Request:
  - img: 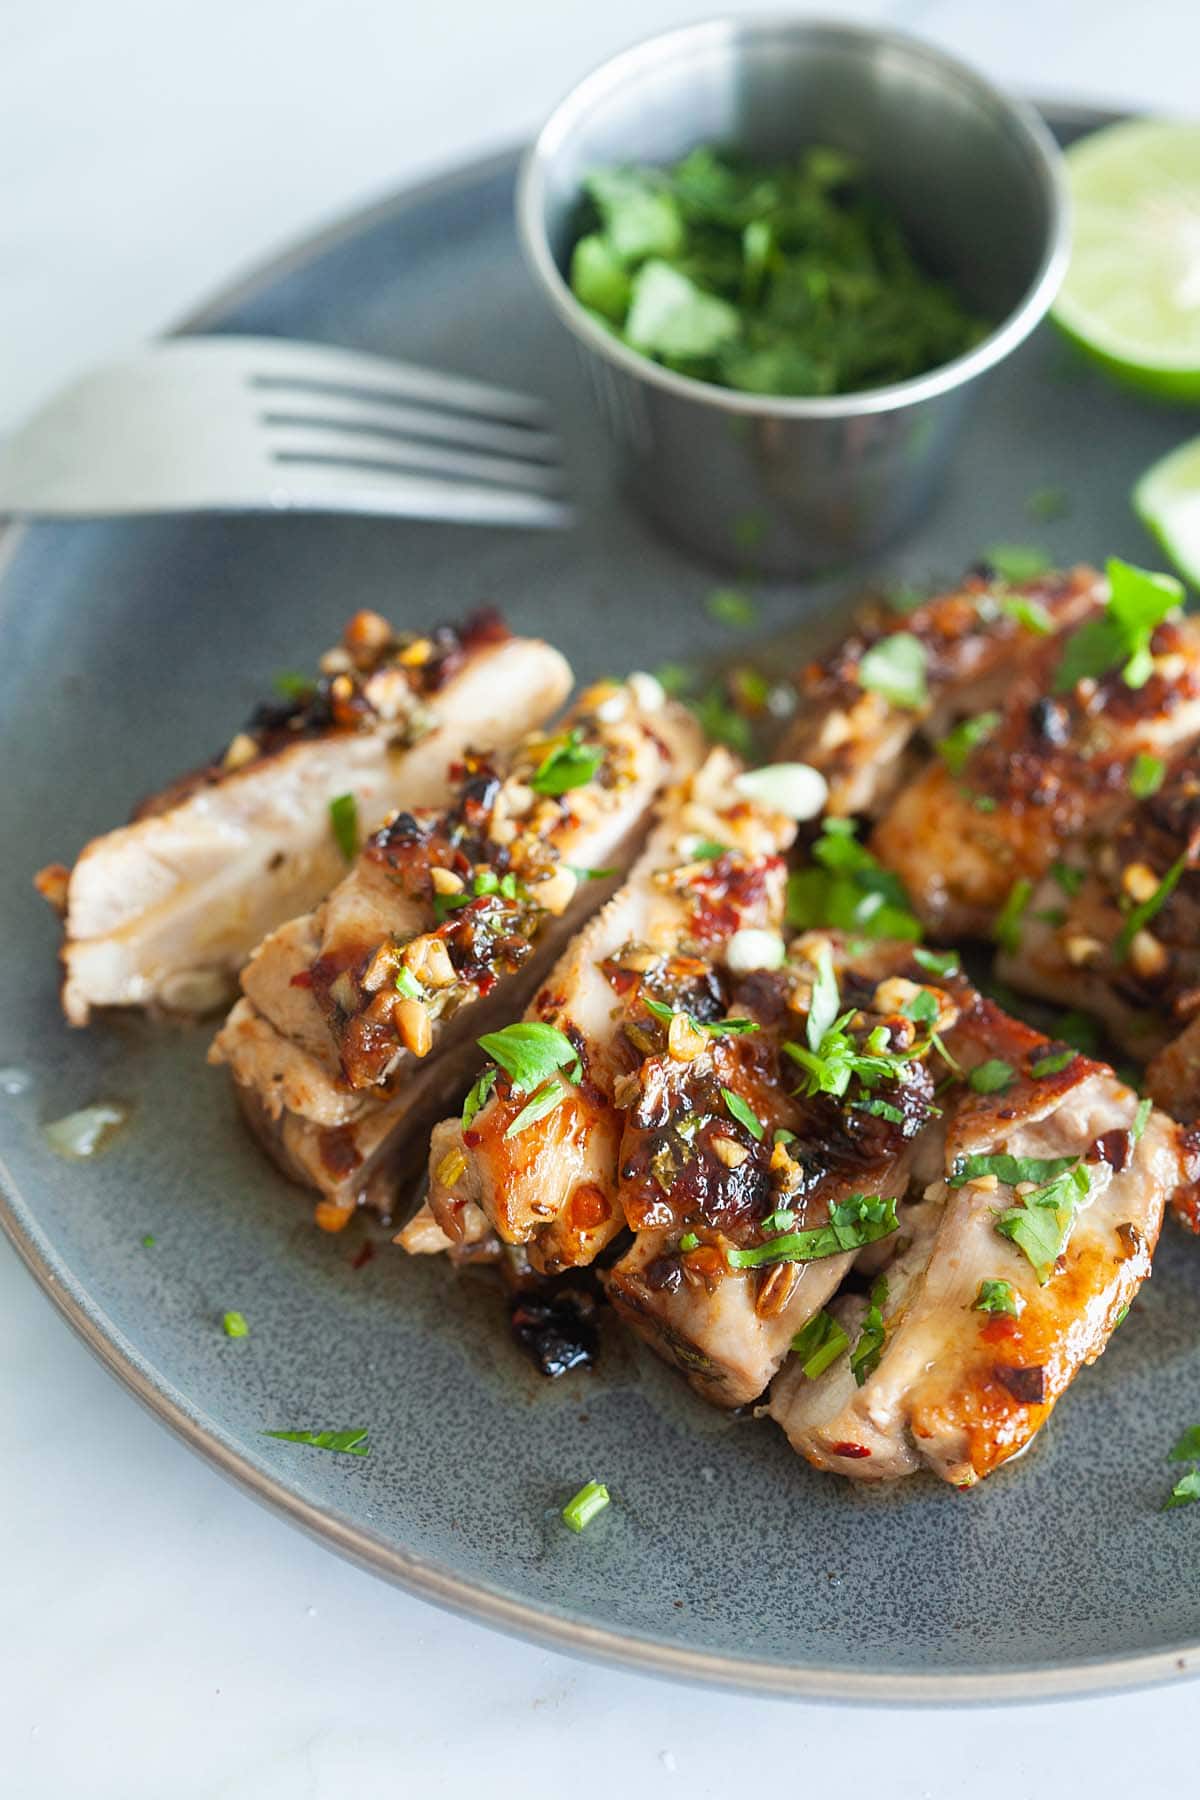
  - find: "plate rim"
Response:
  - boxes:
[7,106,1198,1706]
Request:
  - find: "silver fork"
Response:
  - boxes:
[0,335,572,529]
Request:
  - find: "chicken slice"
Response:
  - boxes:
[603,936,961,1406]
[997,751,1200,1062]
[779,565,1101,817]
[871,607,1200,939]
[211,678,704,1220]
[770,1004,1180,1485]
[423,750,798,1273]
[37,610,571,1024]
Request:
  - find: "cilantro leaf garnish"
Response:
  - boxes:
[994,877,1033,954]
[477,1022,581,1092]
[1054,558,1182,694]
[1030,1047,1075,1078]
[726,1193,899,1269]
[263,1429,369,1457]
[849,1277,888,1386]
[274,670,314,700]
[901,988,938,1026]
[1168,1426,1200,1462]
[1133,1097,1153,1141]
[222,1311,249,1339]
[461,1067,497,1130]
[912,946,960,977]
[585,167,683,262]
[937,710,999,775]
[1055,1008,1102,1054]
[969,1059,1015,1095]
[760,1208,796,1236]
[642,995,760,1037]
[504,1079,572,1140]
[720,1086,764,1140]
[530,730,605,796]
[706,587,757,629]
[1164,1469,1200,1511]
[784,949,916,1101]
[1115,850,1190,959]
[858,632,929,711]
[994,1164,1090,1284]
[854,1096,905,1124]
[1130,752,1166,799]
[625,259,741,360]
[786,818,921,941]
[974,1279,1019,1316]
[329,792,359,863]
[790,1309,850,1379]
[1026,486,1068,522]
[1001,595,1054,635]
[1051,861,1085,898]
[982,543,1051,583]
[950,1152,1079,1188]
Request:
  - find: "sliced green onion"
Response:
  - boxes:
[562,1479,610,1533]
[329,792,359,863]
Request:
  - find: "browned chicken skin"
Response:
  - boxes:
[38,610,572,1024]
[780,565,1102,818]
[871,610,1200,939]
[770,995,1178,1484]
[422,750,797,1273]
[212,677,702,1223]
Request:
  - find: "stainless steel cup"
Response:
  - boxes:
[517,17,1070,575]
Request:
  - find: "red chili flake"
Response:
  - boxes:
[289,969,314,988]
[831,1441,872,1460]
[350,1241,376,1271]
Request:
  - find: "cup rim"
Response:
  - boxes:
[516,15,1072,421]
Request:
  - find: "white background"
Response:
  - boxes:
[3,3,1199,1794]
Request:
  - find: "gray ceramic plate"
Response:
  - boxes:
[4,108,1200,1704]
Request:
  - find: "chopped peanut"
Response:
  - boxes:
[222,731,258,771]
[1129,929,1168,979]
[343,608,393,652]
[397,636,432,667]
[314,1199,355,1233]
[1122,862,1160,904]
[430,866,464,896]
[711,1135,750,1169]
[531,865,577,917]
[1064,934,1104,967]
[360,941,399,992]
[667,1012,708,1062]
[402,934,457,989]
[396,997,433,1057]
[756,1261,800,1318]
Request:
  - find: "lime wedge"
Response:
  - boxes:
[1053,120,1200,400]
[1135,435,1200,584]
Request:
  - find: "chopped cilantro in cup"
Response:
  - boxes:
[569,146,988,398]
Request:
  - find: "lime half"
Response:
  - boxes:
[1054,119,1200,400]
[1135,435,1200,585]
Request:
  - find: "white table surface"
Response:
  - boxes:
[4,3,1198,1793]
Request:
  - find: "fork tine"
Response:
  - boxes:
[166,335,550,424]
[268,427,568,494]
[271,457,575,528]
[257,404,560,463]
